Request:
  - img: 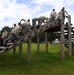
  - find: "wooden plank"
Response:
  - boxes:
[0,50,5,53]
[19,43,22,56]
[7,42,14,46]
[0,46,8,50]
[37,34,40,52]
[8,45,13,49]
[60,9,65,59]
[27,37,31,64]
[45,32,48,53]
[68,15,72,56]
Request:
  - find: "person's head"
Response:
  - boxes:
[53,9,55,11]
[2,28,6,32]
[61,7,65,11]
[63,7,65,10]
[66,22,68,25]
[27,19,30,22]
[14,24,16,27]
[18,22,21,26]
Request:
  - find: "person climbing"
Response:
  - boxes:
[20,19,31,33]
[50,9,57,22]
[4,23,24,46]
[1,29,8,45]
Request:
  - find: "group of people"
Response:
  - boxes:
[0,7,69,47]
[49,7,68,24]
[0,19,31,46]
[32,16,48,28]
[31,7,68,29]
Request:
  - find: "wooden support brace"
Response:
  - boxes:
[60,12,65,59]
[68,15,72,56]
[37,34,40,52]
[27,37,31,64]
[19,43,22,56]
[45,32,48,53]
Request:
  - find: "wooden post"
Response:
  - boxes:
[68,15,72,56]
[27,37,31,64]
[60,8,65,59]
[19,43,22,56]
[37,34,40,52]
[13,48,16,54]
[45,32,48,53]
[72,42,73,54]
[60,22,65,59]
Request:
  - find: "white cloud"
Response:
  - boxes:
[32,0,64,9]
[0,0,33,30]
[64,0,74,6]
[0,0,74,30]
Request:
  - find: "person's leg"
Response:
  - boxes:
[32,19,36,26]
[0,38,4,46]
[4,33,14,46]
[12,32,20,40]
[4,39,8,46]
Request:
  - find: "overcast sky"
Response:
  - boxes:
[0,0,74,30]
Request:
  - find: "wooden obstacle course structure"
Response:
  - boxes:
[0,8,73,64]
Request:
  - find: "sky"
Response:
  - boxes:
[0,0,74,30]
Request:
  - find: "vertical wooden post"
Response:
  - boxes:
[19,43,22,56]
[72,42,73,54]
[60,9,65,59]
[27,37,31,64]
[13,48,16,54]
[60,7,66,59]
[37,34,40,52]
[68,15,72,56]
[60,22,65,59]
[45,32,48,53]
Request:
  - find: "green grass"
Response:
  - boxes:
[0,43,74,75]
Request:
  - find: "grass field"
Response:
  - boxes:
[0,43,74,75]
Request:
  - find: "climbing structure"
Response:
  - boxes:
[0,9,72,64]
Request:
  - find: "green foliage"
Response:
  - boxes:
[32,32,45,43]
[0,43,74,75]
[1,26,12,33]
[48,32,56,43]
[32,32,56,43]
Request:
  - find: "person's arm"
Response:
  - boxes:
[65,10,68,15]
[20,27,25,34]
[1,32,4,38]
[20,19,26,22]
[65,10,68,18]
[50,12,52,17]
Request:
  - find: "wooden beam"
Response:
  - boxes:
[27,37,31,64]
[68,15,72,56]
[37,34,40,52]
[19,43,22,56]
[60,9,65,59]
[45,32,48,53]
[71,42,73,54]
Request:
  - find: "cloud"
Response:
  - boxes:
[0,0,74,30]
[0,0,33,30]
[64,0,74,6]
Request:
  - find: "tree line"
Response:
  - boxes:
[0,26,56,43]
